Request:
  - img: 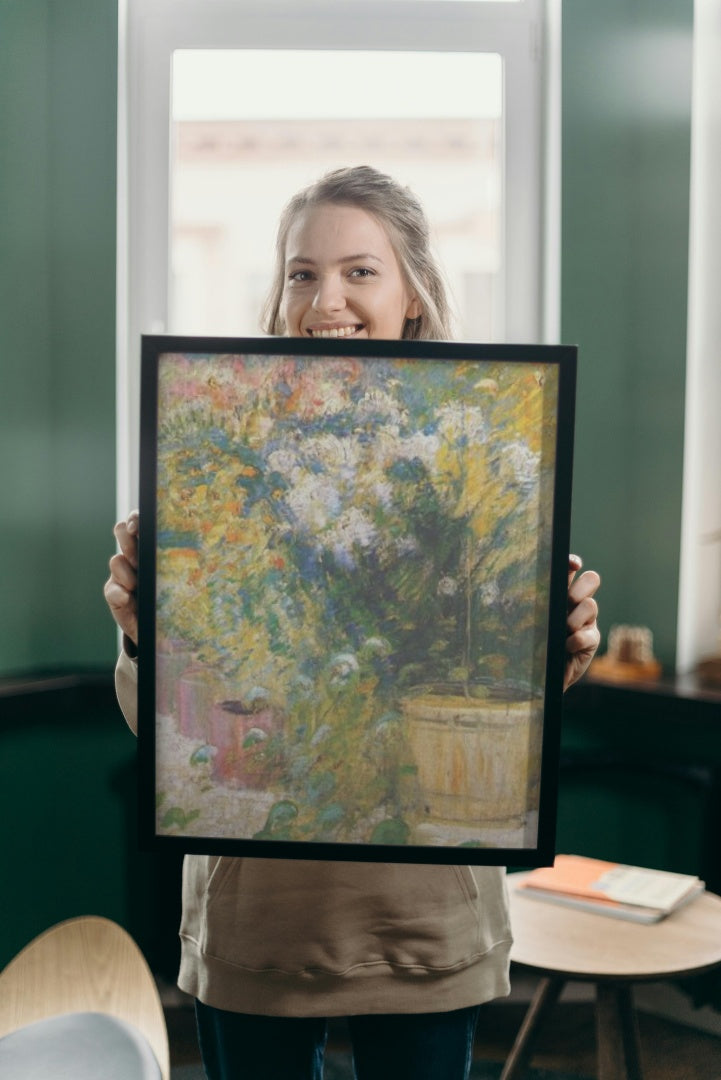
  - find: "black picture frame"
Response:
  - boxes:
[138,335,576,866]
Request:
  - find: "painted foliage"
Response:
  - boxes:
[153,351,559,849]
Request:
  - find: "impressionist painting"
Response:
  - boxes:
[144,341,569,860]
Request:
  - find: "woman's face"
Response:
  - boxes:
[280,203,421,340]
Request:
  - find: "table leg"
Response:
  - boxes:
[499,976,565,1080]
[596,982,643,1080]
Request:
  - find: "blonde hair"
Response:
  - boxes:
[262,165,454,341]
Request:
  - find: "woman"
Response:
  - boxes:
[106,166,601,1080]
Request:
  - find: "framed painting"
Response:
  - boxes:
[137,336,576,865]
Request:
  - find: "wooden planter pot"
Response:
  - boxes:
[402,692,541,827]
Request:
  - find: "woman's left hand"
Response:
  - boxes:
[564,554,601,691]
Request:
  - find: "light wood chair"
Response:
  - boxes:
[0,915,169,1079]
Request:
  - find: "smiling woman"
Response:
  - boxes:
[282,205,420,340]
[263,167,452,341]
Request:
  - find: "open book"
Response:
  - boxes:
[515,854,705,923]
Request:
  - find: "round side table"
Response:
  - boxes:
[502,872,721,1080]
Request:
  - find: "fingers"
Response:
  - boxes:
[567,553,583,588]
[564,557,601,690]
[567,562,601,641]
[105,511,140,645]
[103,575,139,644]
[565,622,601,658]
[108,550,137,590]
[113,510,139,568]
[566,590,599,636]
[568,567,601,610]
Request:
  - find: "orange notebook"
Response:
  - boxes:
[516,854,704,923]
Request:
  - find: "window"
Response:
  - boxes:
[118,0,557,510]
[169,49,503,340]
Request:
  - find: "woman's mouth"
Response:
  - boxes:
[307,324,364,338]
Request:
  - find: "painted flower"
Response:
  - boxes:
[325,506,379,568]
[502,441,540,488]
[327,652,360,686]
[394,536,420,557]
[373,429,439,472]
[436,402,487,446]
[437,576,459,597]
[285,473,342,534]
[355,387,407,429]
[479,580,501,605]
[304,433,361,485]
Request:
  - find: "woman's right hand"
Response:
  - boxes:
[104,509,139,647]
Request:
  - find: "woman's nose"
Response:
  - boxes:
[312,274,345,314]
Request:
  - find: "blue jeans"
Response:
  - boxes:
[195,1000,481,1080]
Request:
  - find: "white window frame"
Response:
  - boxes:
[117,0,559,512]
[676,0,721,674]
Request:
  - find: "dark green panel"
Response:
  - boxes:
[0,682,185,976]
[0,1,54,672]
[47,0,118,666]
[0,686,133,967]
[559,682,721,888]
[0,0,118,673]
[562,0,693,668]
[556,768,708,876]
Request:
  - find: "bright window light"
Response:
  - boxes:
[170,50,503,342]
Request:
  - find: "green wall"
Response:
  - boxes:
[562,0,693,669]
[0,0,118,676]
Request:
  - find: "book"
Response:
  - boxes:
[515,854,705,924]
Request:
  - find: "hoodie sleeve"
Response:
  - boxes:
[115,645,139,736]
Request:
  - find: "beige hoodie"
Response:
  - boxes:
[116,650,512,1016]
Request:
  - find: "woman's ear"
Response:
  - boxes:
[406,296,422,320]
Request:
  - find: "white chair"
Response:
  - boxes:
[0,915,170,1079]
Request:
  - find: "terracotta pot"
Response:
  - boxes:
[177,667,216,741]
[155,640,194,718]
[401,691,542,827]
[209,700,277,789]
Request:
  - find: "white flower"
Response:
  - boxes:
[503,441,540,487]
[437,403,486,445]
[437,576,459,597]
[394,431,440,469]
[286,474,341,533]
[327,652,360,685]
[329,652,360,674]
[368,429,438,474]
[362,636,392,656]
[395,536,420,556]
[304,434,359,484]
[479,580,501,605]
[325,506,378,567]
[355,388,406,428]
[266,447,301,476]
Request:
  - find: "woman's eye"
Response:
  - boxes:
[288,270,313,283]
[349,267,375,279]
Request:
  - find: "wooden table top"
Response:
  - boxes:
[508,871,721,981]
